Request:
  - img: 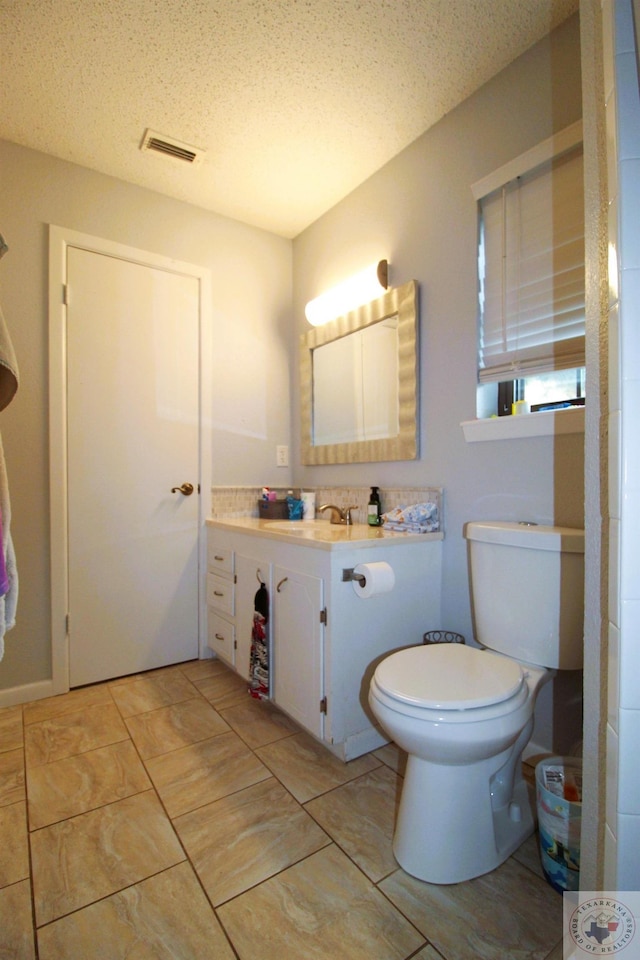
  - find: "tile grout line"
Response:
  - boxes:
[4,661,395,957]
[21,703,42,960]
[6,659,560,959]
[100,666,243,960]
[108,664,340,955]
[25,672,188,944]
[165,664,420,948]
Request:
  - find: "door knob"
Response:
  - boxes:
[171,482,194,496]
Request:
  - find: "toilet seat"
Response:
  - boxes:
[374,643,524,710]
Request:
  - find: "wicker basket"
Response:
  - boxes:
[257,500,288,519]
[423,630,465,645]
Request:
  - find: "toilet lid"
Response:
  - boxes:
[375,643,524,710]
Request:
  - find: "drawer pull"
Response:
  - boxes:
[214,555,225,562]
[213,590,225,597]
[215,633,225,641]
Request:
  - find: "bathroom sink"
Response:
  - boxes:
[264,519,376,540]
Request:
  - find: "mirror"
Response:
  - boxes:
[312,317,399,444]
[300,280,418,464]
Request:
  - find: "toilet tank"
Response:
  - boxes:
[465,521,584,670]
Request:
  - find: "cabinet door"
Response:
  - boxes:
[235,553,271,683]
[273,566,324,738]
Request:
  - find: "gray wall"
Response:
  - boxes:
[0,142,292,690]
[293,13,583,636]
[292,14,584,751]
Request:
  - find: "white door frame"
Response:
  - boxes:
[49,225,212,694]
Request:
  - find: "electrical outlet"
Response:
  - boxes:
[276,445,289,467]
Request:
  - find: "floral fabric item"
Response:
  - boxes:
[381,501,440,534]
[249,581,269,700]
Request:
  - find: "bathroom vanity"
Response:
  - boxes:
[206,517,442,760]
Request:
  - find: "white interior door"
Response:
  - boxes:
[66,247,200,686]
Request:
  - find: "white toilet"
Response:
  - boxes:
[368,520,584,885]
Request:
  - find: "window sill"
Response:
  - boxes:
[461,406,585,442]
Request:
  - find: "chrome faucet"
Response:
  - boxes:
[319,503,357,525]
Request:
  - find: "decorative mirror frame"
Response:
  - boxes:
[300,279,418,465]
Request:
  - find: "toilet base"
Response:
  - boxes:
[393,753,534,884]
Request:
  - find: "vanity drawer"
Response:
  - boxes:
[207,573,235,616]
[207,611,235,665]
[207,543,234,577]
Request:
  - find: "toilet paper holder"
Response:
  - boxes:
[342,568,366,587]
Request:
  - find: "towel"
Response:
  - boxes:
[0,291,19,661]
[0,434,18,661]
[0,301,18,412]
[249,581,270,700]
[382,501,440,534]
[0,507,9,597]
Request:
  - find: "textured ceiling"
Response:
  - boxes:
[1,0,579,238]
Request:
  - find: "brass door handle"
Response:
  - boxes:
[171,482,194,496]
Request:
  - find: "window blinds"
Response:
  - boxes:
[478,144,585,384]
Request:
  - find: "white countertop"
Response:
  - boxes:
[206,517,443,551]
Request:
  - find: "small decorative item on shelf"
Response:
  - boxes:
[423,631,465,645]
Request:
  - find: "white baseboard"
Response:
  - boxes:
[0,678,56,709]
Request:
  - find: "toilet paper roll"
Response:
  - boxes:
[352,561,395,599]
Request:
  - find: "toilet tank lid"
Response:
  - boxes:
[464,521,584,554]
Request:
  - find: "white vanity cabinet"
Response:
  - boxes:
[206,519,442,760]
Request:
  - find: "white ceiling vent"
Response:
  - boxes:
[140,129,205,165]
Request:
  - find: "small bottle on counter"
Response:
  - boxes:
[367,486,382,526]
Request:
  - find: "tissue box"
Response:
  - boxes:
[258,499,288,519]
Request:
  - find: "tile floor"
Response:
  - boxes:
[0,658,564,959]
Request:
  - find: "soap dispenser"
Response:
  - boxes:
[367,486,382,526]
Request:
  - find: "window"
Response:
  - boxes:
[473,122,585,417]
[521,367,585,410]
[495,367,585,416]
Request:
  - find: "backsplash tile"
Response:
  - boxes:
[210,486,443,531]
[209,487,291,519]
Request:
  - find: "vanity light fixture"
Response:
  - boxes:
[305,259,388,326]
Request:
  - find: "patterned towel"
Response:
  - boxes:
[382,501,439,533]
[249,582,269,700]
